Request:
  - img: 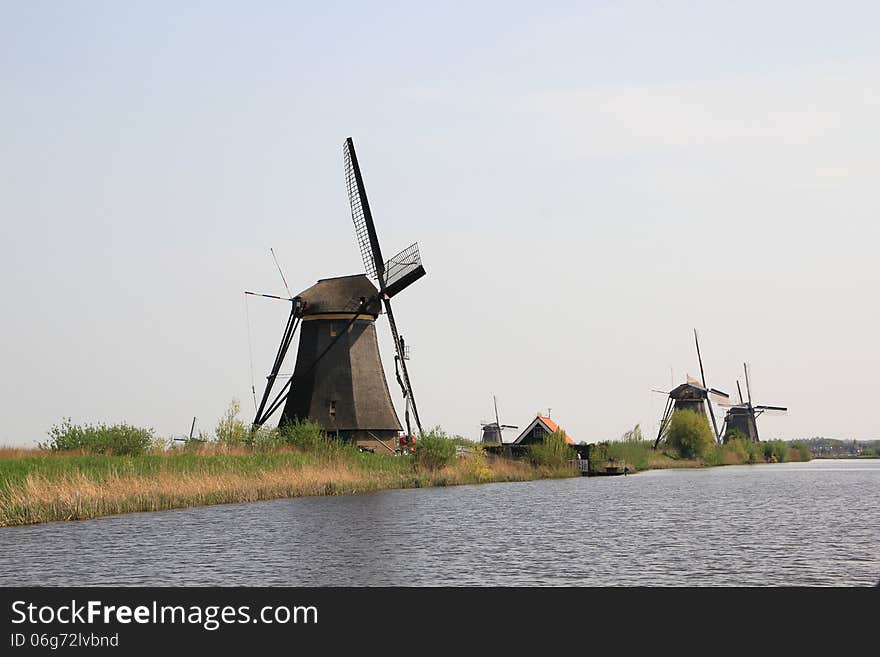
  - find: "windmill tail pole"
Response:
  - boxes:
[394,355,412,439]
[245,291,295,302]
[707,399,722,444]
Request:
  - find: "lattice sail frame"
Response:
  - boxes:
[344,140,379,280]
[384,243,423,292]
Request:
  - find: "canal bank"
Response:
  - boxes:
[0,445,576,527]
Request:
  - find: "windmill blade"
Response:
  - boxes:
[706,400,721,443]
[651,389,669,395]
[694,329,708,389]
[501,424,518,429]
[716,399,745,408]
[708,387,730,404]
[755,405,788,416]
[383,243,426,298]
[743,363,752,406]
[344,137,385,284]
[383,295,423,434]
[693,330,721,440]
[494,395,501,430]
[736,380,744,404]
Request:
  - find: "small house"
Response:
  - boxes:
[512,416,575,446]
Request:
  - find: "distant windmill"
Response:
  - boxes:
[653,329,730,448]
[249,137,427,450]
[718,363,788,442]
[480,396,518,444]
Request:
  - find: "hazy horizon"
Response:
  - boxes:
[2,2,878,447]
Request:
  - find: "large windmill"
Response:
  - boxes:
[249,137,426,450]
[719,364,787,442]
[480,396,518,444]
[653,330,730,448]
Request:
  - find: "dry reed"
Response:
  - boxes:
[0,450,574,527]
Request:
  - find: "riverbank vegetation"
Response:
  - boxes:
[0,415,575,527]
[600,412,812,472]
[2,403,823,527]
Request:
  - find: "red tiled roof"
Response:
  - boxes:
[536,416,575,444]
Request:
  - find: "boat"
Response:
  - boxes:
[588,458,629,477]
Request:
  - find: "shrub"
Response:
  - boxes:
[414,427,457,471]
[277,419,327,451]
[789,442,812,462]
[763,440,790,463]
[723,437,750,464]
[713,438,758,465]
[666,409,715,459]
[724,428,749,444]
[460,444,492,482]
[529,429,575,467]
[40,419,154,456]
[215,399,248,446]
[702,444,724,466]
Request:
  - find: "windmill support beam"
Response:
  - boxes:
[252,300,303,428]
[654,396,674,449]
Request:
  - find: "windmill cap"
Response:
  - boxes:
[297,274,382,316]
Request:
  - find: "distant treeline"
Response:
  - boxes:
[797,437,880,457]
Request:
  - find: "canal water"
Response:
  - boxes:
[1,459,877,586]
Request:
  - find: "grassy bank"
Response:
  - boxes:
[600,437,812,474]
[0,445,575,527]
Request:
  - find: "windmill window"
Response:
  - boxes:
[329,400,336,419]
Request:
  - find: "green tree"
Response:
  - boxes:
[215,399,248,446]
[622,423,644,442]
[666,409,715,459]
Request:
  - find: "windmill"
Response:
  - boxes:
[249,137,426,450]
[480,396,518,444]
[719,363,787,442]
[653,329,730,448]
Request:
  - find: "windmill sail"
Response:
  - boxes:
[383,243,426,298]
[344,138,384,282]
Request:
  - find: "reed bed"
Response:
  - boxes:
[0,447,573,527]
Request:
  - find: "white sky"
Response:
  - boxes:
[1,2,878,446]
